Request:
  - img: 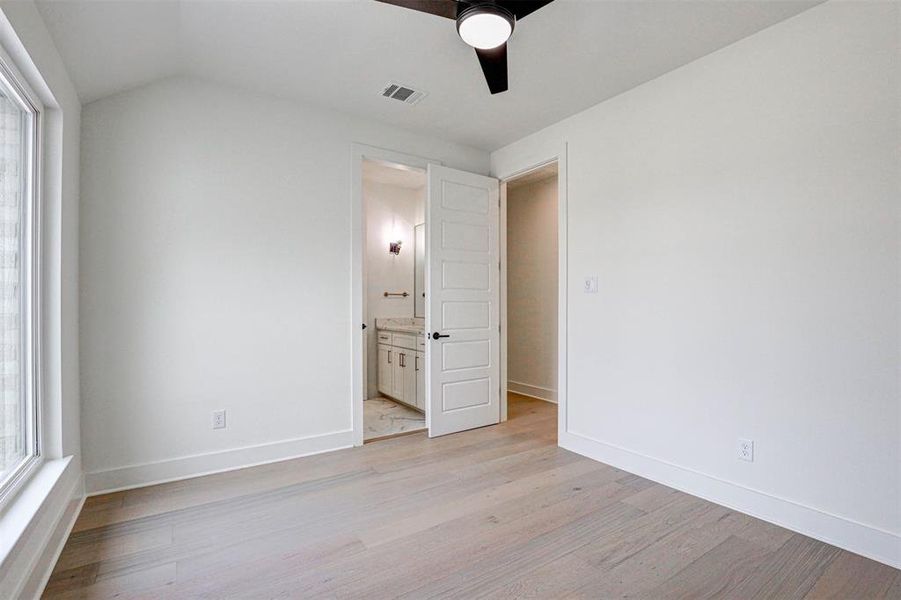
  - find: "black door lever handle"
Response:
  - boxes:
[431,332,450,340]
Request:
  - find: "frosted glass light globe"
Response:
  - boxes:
[457,10,513,49]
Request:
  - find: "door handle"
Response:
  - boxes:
[414,355,419,371]
[388,350,391,364]
[399,353,406,367]
[431,332,450,340]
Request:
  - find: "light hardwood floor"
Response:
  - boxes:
[45,395,899,599]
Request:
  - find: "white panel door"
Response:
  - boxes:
[427,164,500,437]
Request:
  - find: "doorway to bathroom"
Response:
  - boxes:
[351,144,505,445]
[361,158,428,442]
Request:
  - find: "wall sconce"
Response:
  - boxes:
[389,240,402,255]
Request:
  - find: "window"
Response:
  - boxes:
[0,55,40,502]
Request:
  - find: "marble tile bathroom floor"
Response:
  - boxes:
[364,396,426,441]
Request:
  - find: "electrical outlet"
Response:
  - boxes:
[583,276,598,294]
[738,438,754,462]
[212,410,227,430]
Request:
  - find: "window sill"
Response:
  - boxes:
[0,456,73,571]
[0,455,43,516]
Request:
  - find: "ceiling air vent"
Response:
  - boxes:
[380,82,426,105]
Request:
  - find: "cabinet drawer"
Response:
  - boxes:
[393,334,417,350]
[376,331,392,345]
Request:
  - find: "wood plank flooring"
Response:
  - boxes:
[44,395,900,599]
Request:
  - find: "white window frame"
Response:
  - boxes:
[0,48,43,513]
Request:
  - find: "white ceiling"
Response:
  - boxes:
[36,0,819,150]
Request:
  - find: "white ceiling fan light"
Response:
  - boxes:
[456,4,515,50]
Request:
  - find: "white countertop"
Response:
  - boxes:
[375,317,425,336]
[378,324,425,335]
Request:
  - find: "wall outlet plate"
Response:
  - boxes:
[212,410,227,430]
[583,276,598,293]
[738,438,754,462]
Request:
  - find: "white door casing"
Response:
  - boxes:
[427,165,500,437]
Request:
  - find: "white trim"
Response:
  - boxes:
[557,147,568,442]
[85,429,353,495]
[560,430,901,569]
[0,43,45,513]
[0,457,81,599]
[350,143,442,447]
[493,143,568,440]
[0,5,74,467]
[499,182,508,421]
[507,380,557,403]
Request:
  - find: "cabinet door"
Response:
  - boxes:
[392,351,406,401]
[377,344,393,396]
[415,351,425,410]
[404,352,417,410]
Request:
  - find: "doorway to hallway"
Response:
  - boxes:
[503,162,560,423]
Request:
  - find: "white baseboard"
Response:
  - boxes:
[508,380,557,403]
[560,430,901,569]
[85,429,354,495]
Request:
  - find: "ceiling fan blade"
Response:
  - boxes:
[475,43,508,95]
[373,0,459,19]
[496,0,555,20]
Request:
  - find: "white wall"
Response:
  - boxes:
[506,175,557,402]
[363,178,423,399]
[0,0,82,596]
[80,77,487,492]
[492,1,900,567]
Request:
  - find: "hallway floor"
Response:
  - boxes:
[44,396,899,598]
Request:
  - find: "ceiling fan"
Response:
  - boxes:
[374,0,555,94]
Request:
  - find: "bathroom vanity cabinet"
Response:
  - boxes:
[376,330,426,411]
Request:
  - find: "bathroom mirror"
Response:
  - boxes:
[414,223,425,318]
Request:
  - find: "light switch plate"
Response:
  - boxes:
[583,276,598,293]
